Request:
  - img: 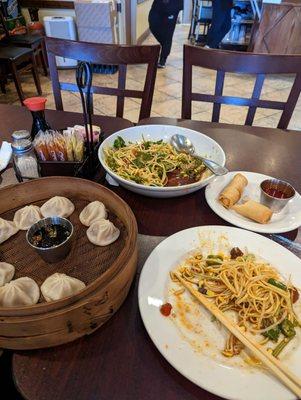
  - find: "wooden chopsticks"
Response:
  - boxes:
[174,272,301,398]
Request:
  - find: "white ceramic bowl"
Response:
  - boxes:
[98,125,226,198]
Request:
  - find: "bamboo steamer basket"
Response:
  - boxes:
[0,177,138,349]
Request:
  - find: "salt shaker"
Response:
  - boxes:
[11,130,31,143]
[12,139,40,181]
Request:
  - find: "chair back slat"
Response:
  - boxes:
[245,73,265,126]
[60,82,143,99]
[45,37,160,120]
[212,71,225,122]
[182,45,193,119]
[117,64,127,118]
[278,74,301,129]
[191,93,285,110]
[48,51,63,110]
[185,44,301,74]
[182,44,301,129]
[139,62,158,121]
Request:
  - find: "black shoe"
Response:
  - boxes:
[157,61,166,69]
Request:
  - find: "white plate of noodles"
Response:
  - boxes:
[138,226,301,400]
[98,125,226,198]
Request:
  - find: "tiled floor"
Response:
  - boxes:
[1,25,300,130]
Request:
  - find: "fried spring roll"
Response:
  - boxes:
[232,200,273,224]
[219,173,248,208]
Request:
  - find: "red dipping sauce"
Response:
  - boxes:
[160,302,172,317]
[264,187,289,199]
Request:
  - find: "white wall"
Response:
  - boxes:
[182,0,192,23]
[136,0,152,41]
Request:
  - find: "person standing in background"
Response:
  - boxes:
[206,0,233,48]
[149,0,184,68]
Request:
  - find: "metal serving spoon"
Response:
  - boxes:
[170,134,228,176]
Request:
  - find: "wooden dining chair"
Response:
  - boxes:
[0,8,42,101]
[0,46,42,102]
[0,9,47,77]
[182,45,301,129]
[45,37,160,120]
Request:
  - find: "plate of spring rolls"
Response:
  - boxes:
[205,171,301,233]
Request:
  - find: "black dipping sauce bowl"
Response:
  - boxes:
[26,217,74,263]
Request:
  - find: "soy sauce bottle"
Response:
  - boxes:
[23,97,52,140]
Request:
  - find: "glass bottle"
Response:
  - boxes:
[12,139,40,181]
[23,97,52,140]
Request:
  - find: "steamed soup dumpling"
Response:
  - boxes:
[14,205,42,230]
[87,219,120,246]
[79,201,107,227]
[41,273,86,302]
[0,262,15,286]
[0,277,40,307]
[41,196,75,218]
[0,217,19,244]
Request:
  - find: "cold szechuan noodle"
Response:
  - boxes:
[104,136,207,187]
[169,248,300,358]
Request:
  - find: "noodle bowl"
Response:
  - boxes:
[98,125,226,198]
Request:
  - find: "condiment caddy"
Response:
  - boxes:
[12,62,103,182]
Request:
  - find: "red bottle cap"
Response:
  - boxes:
[23,97,47,112]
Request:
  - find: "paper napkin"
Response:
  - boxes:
[0,141,12,172]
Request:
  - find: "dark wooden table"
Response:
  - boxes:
[4,111,301,400]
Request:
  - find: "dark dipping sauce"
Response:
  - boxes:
[264,187,291,199]
[165,169,199,187]
[30,224,71,248]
